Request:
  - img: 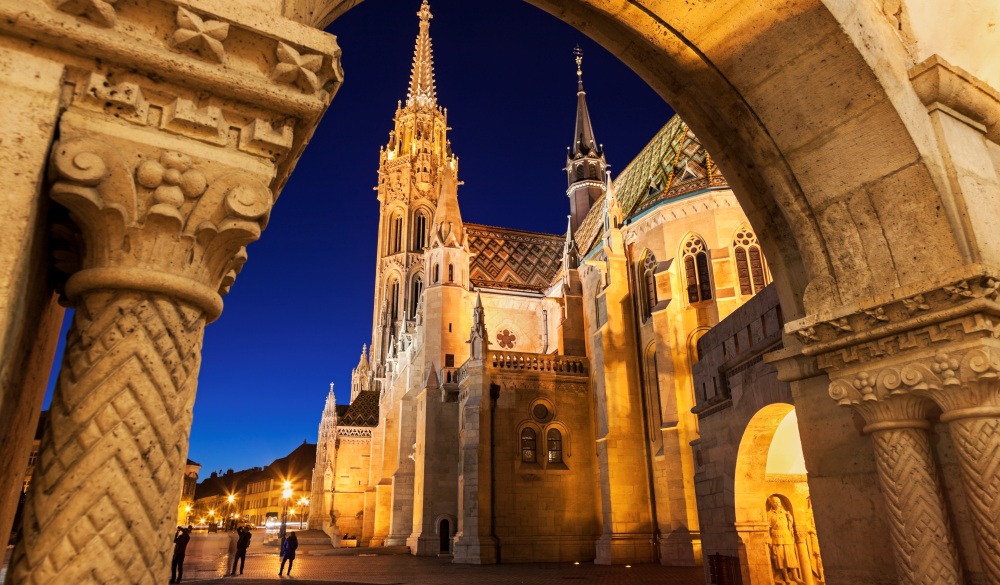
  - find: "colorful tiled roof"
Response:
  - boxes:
[340,390,380,427]
[574,115,728,255]
[465,223,564,293]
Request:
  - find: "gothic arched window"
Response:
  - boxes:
[433,264,440,284]
[644,345,663,441]
[448,264,454,282]
[641,251,657,320]
[733,225,769,295]
[411,277,423,316]
[547,429,563,463]
[682,235,713,304]
[388,211,403,254]
[520,428,536,463]
[389,278,400,320]
[413,211,428,251]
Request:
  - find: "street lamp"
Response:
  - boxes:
[227,494,235,530]
[184,505,192,525]
[297,497,309,529]
[279,480,293,543]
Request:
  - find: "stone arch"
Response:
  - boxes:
[734,404,822,585]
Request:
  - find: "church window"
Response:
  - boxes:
[521,428,536,463]
[547,429,563,463]
[390,279,400,320]
[644,346,663,441]
[414,212,427,251]
[445,354,455,367]
[389,212,403,254]
[411,277,423,316]
[682,235,713,304]
[641,252,657,320]
[448,264,454,282]
[433,264,439,283]
[576,165,584,181]
[733,226,770,295]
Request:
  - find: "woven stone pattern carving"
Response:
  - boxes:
[10,291,204,584]
[870,428,962,585]
[949,417,1000,584]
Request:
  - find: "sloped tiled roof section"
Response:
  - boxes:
[574,115,728,255]
[339,390,380,427]
[466,224,564,293]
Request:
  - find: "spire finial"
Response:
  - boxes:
[406,0,437,108]
[329,382,334,393]
[574,45,584,90]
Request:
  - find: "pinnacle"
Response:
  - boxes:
[406,0,437,109]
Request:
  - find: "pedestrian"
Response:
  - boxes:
[169,525,193,584]
[278,531,298,577]
[231,526,252,575]
[225,524,239,575]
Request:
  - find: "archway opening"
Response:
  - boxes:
[735,406,824,585]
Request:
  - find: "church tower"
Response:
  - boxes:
[370,0,457,390]
[566,46,607,233]
[310,384,339,530]
[350,345,371,402]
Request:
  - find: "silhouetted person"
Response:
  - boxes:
[170,525,192,583]
[278,531,298,576]
[231,526,252,575]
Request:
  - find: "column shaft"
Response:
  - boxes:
[868,427,962,585]
[10,290,203,584]
[946,415,1000,585]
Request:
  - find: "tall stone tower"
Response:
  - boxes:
[566,46,607,233]
[369,0,457,390]
[310,384,338,530]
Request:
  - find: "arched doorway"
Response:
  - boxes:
[439,518,451,553]
[735,405,824,585]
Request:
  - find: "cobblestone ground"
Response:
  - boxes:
[185,550,705,585]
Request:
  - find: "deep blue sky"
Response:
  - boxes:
[46,0,672,477]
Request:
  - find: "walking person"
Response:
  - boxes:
[224,524,239,576]
[231,526,252,575]
[169,525,193,584]
[278,531,298,577]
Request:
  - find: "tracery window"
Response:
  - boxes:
[411,277,423,316]
[733,226,769,295]
[547,429,563,464]
[413,212,428,251]
[682,235,713,304]
[389,279,400,320]
[388,211,403,254]
[641,252,657,320]
[520,428,536,463]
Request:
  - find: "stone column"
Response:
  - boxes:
[906,347,1000,585]
[826,385,962,585]
[0,1,342,581]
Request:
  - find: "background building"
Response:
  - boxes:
[310,1,771,565]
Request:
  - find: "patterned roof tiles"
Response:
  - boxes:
[574,115,728,255]
[339,390,380,427]
[465,223,564,293]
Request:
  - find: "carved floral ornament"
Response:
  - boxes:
[50,136,273,321]
[173,7,229,63]
[828,346,1000,421]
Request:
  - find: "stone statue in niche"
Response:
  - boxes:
[803,497,825,583]
[768,495,803,584]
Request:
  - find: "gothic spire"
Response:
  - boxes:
[570,45,599,158]
[323,383,337,418]
[406,0,437,109]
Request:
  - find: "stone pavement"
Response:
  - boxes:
[185,548,705,585]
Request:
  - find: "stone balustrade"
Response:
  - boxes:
[489,351,589,376]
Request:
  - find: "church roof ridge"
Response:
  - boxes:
[464,222,564,241]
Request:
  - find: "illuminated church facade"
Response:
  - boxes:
[310,1,795,572]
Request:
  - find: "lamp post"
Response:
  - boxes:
[279,480,293,544]
[227,494,235,530]
[184,505,192,525]
[298,497,310,529]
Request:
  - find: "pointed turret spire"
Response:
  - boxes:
[431,161,463,247]
[406,0,437,109]
[469,293,487,360]
[323,383,337,419]
[562,215,578,270]
[566,45,608,234]
[570,45,599,158]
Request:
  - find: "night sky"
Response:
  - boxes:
[45,0,673,477]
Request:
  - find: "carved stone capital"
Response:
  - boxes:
[827,341,1000,425]
[50,126,273,321]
